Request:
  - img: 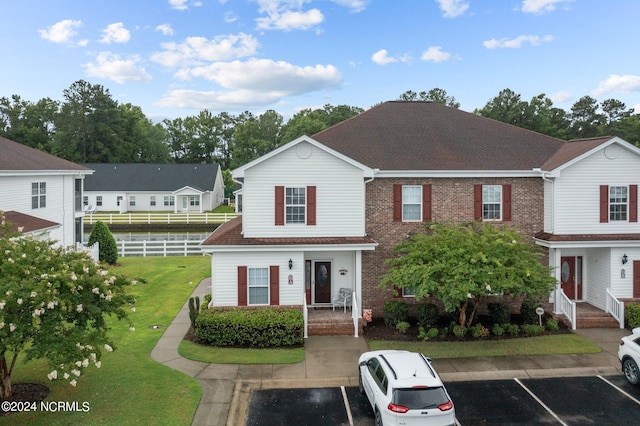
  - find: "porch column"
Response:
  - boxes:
[355,250,362,318]
[551,247,562,314]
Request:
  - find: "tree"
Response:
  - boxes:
[88,221,118,264]
[475,89,528,127]
[398,88,460,108]
[381,222,556,328]
[0,95,58,152]
[231,110,283,168]
[568,95,603,139]
[0,216,134,397]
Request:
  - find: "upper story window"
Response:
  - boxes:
[285,187,306,224]
[248,267,269,305]
[610,186,628,221]
[483,185,502,220]
[402,185,422,221]
[32,182,46,209]
[275,186,316,226]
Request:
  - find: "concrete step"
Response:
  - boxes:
[308,319,363,336]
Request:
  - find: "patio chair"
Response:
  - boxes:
[333,287,352,312]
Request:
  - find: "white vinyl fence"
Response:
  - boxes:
[116,240,203,257]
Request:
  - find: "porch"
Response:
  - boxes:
[554,301,621,329]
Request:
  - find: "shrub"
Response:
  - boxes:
[195,307,304,347]
[452,324,467,338]
[469,324,490,338]
[203,293,212,308]
[520,299,542,324]
[522,324,545,336]
[419,326,440,341]
[396,321,410,334]
[188,296,200,329]
[503,323,520,336]
[88,221,118,264]
[416,302,440,327]
[545,318,559,332]
[439,327,449,339]
[492,324,505,337]
[488,303,511,325]
[627,303,640,328]
[383,300,409,327]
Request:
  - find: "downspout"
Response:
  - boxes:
[537,168,562,315]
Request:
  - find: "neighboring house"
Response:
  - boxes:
[0,136,92,246]
[82,163,225,213]
[200,101,640,330]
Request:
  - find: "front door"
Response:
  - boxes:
[314,262,332,304]
[561,256,583,300]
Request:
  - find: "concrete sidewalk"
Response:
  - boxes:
[151,278,628,426]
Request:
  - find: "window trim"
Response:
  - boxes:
[285,186,306,224]
[609,185,628,222]
[31,182,46,209]
[402,185,422,222]
[248,267,269,306]
[164,195,175,206]
[482,184,502,221]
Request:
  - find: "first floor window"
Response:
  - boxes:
[610,186,628,221]
[402,287,415,297]
[31,182,46,209]
[402,185,422,221]
[117,196,123,206]
[96,196,103,206]
[189,195,200,206]
[83,196,88,206]
[248,268,269,305]
[129,196,136,207]
[483,185,502,220]
[164,195,175,206]
[286,187,306,223]
[150,196,156,206]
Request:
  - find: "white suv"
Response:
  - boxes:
[358,350,456,426]
[618,327,640,385]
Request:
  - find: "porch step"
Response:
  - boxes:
[307,311,363,336]
[576,314,620,328]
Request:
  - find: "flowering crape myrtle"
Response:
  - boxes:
[0,226,135,398]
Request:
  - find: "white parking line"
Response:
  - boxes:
[341,386,354,426]
[514,378,567,426]
[598,375,640,405]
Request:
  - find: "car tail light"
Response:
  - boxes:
[620,340,625,346]
[438,401,454,411]
[388,403,409,413]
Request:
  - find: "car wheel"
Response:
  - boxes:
[623,358,640,385]
[358,369,364,394]
[374,408,383,426]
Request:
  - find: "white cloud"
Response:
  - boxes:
[256,8,324,31]
[179,58,341,93]
[99,23,131,44]
[421,46,452,62]
[549,90,572,104]
[592,74,640,97]
[437,0,470,18]
[156,58,341,110]
[155,24,175,36]
[483,34,553,49]
[169,0,188,10]
[224,11,238,23]
[521,0,573,15]
[84,52,152,83]
[38,19,84,44]
[151,33,259,67]
[371,49,396,65]
[329,0,369,13]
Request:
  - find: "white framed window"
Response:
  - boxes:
[129,196,136,207]
[610,186,628,221]
[117,196,123,206]
[96,196,103,206]
[31,182,46,209]
[248,267,269,305]
[189,196,200,206]
[402,185,422,221]
[83,196,88,206]
[164,195,175,206]
[286,187,306,224]
[150,196,156,206]
[402,287,415,297]
[483,185,502,220]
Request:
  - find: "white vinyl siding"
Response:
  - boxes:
[242,142,367,238]
[552,144,640,234]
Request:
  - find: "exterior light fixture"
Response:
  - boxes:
[288,259,293,270]
[622,254,628,265]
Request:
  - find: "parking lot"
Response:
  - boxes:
[245,375,640,425]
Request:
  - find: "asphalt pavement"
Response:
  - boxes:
[150,278,628,426]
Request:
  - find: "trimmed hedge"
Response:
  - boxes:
[195,307,304,348]
[627,303,640,328]
[383,300,409,327]
[416,302,440,327]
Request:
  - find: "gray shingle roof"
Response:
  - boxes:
[82,163,220,192]
[312,101,567,171]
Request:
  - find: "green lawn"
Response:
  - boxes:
[179,340,305,364]
[2,256,210,426]
[367,333,602,358]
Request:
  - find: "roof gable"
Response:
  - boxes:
[82,163,220,192]
[541,136,640,173]
[233,135,374,179]
[0,137,91,173]
[312,101,566,172]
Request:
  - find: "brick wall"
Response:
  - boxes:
[361,177,545,317]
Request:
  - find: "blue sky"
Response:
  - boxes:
[1,0,639,122]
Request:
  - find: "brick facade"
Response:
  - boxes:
[361,177,545,317]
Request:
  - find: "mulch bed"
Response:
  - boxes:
[0,383,50,417]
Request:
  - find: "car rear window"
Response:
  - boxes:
[392,387,449,409]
